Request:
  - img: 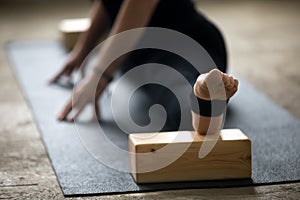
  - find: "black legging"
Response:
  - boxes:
[101,0,227,131]
[118,20,227,131]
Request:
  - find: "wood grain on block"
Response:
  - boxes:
[58,18,90,50]
[129,129,251,184]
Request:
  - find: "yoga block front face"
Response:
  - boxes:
[129,129,252,184]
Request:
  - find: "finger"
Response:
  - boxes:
[49,68,68,84]
[68,104,85,122]
[95,102,100,119]
[49,63,76,85]
[57,99,73,121]
[79,67,85,78]
[67,92,89,121]
[64,67,74,77]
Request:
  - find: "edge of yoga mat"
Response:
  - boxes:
[6,40,300,196]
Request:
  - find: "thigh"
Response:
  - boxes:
[192,20,228,72]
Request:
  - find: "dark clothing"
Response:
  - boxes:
[100,0,227,131]
[103,0,201,33]
[101,0,227,72]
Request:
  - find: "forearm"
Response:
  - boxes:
[93,0,160,75]
[73,0,109,58]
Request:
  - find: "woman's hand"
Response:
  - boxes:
[50,0,110,85]
[49,52,86,84]
[57,73,110,122]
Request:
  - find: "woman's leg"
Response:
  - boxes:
[120,20,231,133]
[187,19,235,134]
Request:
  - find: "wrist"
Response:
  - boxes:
[91,68,114,83]
[71,42,93,62]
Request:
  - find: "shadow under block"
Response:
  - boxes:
[129,129,252,184]
[58,18,90,51]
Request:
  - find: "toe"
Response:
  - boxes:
[234,79,239,88]
[229,76,235,88]
[223,75,231,87]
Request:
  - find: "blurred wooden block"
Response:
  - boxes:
[129,129,251,184]
[59,18,90,51]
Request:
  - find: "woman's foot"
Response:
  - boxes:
[193,69,239,101]
[192,69,239,135]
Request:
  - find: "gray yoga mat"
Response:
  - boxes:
[7,41,300,196]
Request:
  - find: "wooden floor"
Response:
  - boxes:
[0,0,300,199]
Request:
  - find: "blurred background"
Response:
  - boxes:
[1,0,299,118]
[0,0,299,198]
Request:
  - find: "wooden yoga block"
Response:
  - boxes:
[129,129,251,184]
[58,18,90,51]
